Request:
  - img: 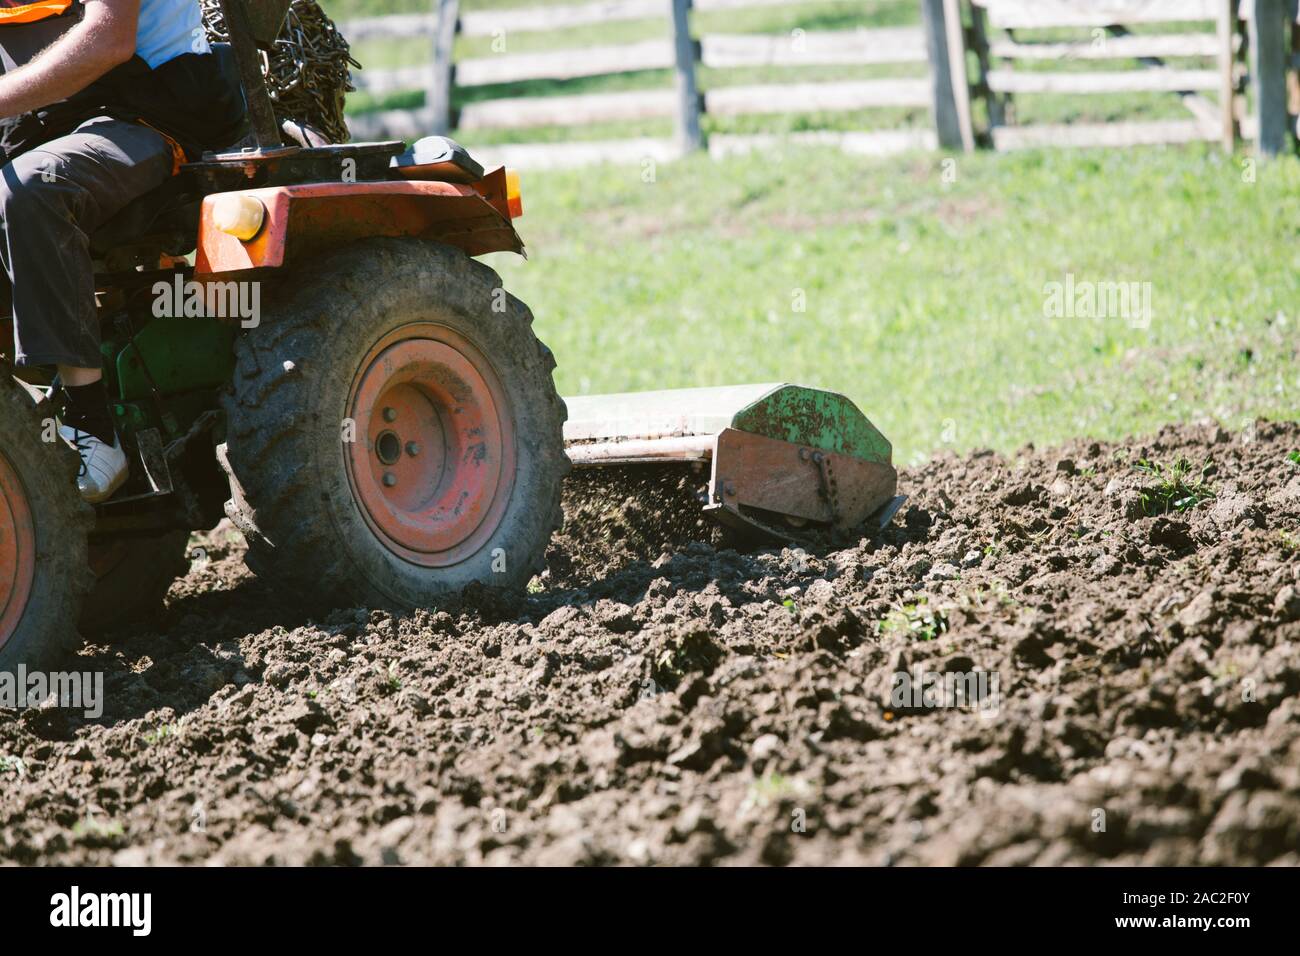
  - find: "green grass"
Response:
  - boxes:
[879,599,949,640]
[72,817,125,841]
[142,723,179,745]
[1134,457,1216,515]
[0,755,25,777]
[477,145,1300,463]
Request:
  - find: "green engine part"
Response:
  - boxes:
[112,315,236,402]
[101,314,235,442]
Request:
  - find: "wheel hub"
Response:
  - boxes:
[0,450,35,649]
[346,323,516,567]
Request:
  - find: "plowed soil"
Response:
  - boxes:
[3,421,1299,866]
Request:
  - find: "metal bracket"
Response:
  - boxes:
[804,447,841,524]
[874,494,908,530]
[704,501,801,545]
[97,428,173,508]
[165,410,221,462]
[137,427,174,496]
[218,0,284,151]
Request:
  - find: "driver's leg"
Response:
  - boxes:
[0,116,173,502]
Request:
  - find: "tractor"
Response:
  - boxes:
[0,0,899,672]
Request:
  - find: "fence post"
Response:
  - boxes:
[1249,0,1291,155]
[428,0,460,135]
[1217,0,1239,152]
[968,1,1003,132]
[921,0,974,151]
[669,0,703,153]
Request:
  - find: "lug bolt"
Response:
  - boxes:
[383,407,397,423]
[406,441,421,457]
[383,472,397,487]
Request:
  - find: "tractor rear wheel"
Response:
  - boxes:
[0,377,93,671]
[220,238,568,612]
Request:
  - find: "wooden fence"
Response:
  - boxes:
[964,0,1236,152]
[343,0,1299,166]
[345,0,957,166]
[958,0,1299,156]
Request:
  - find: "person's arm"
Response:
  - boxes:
[0,0,140,118]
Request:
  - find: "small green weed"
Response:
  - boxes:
[1133,457,1215,515]
[878,600,949,641]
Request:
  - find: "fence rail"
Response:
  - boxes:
[977,0,1220,27]
[703,28,928,66]
[343,0,863,39]
[987,34,1223,60]
[344,0,1300,167]
[350,29,933,93]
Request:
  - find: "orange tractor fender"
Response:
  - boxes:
[194,166,523,277]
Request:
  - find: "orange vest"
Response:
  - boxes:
[0,1,74,25]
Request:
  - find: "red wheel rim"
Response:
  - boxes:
[345,323,516,567]
[0,450,35,650]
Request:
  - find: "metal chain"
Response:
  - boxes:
[200,0,360,144]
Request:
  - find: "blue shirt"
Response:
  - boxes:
[135,0,207,68]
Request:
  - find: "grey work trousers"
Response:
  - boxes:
[0,115,173,369]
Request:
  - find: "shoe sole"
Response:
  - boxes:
[81,466,129,505]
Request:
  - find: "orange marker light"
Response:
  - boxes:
[505,169,523,219]
[212,194,266,241]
